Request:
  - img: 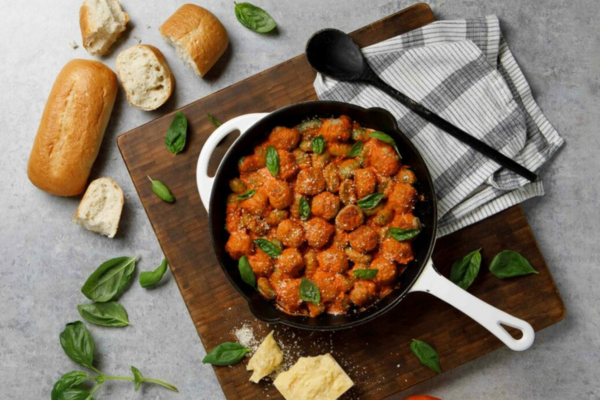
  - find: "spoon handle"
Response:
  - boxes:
[364,72,537,182]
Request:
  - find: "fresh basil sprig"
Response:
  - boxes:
[299,196,310,221]
[81,256,138,303]
[299,278,321,304]
[347,141,363,158]
[236,189,256,200]
[353,269,379,279]
[60,321,95,369]
[51,371,89,400]
[369,131,400,156]
[388,228,420,242]
[254,238,281,258]
[207,112,222,127]
[234,2,277,33]
[140,258,169,288]
[77,302,130,327]
[489,250,538,278]
[450,248,482,290]
[238,255,256,287]
[147,176,175,203]
[266,146,279,177]
[357,192,383,210]
[202,342,251,366]
[312,135,325,154]
[164,112,188,155]
[410,339,441,374]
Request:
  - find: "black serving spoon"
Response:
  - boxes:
[306,29,537,182]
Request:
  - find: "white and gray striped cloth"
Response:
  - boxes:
[314,15,564,237]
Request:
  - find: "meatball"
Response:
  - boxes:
[335,205,364,231]
[273,278,303,312]
[371,256,398,286]
[278,248,305,277]
[364,139,400,176]
[238,154,264,173]
[332,228,349,250]
[381,238,414,265]
[241,213,270,236]
[304,217,335,248]
[311,270,339,303]
[247,248,274,277]
[265,209,289,226]
[269,126,300,150]
[349,280,378,307]
[267,180,293,209]
[293,148,311,170]
[318,116,352,142]
[317,248,349,274]
[296,168,326,195]
[390,212,421,230]
[339,179,357,205]
[354,168,377,199]
[278,150,299,180]
[397,166,417,184]
[276,219,305,248]
[388,183,417,214]
[312,192,341,220]
[240,190,269,216]
[348,225,378,252]
[225,231,253,260]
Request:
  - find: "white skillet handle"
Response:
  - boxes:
[410,259,535,351]
[196,113,268,212]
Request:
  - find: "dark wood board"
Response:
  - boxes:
[117,4,566,399]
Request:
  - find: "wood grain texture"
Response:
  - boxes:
[117,4,566,399]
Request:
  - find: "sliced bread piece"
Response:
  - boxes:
[116,45,174,111]
[73,177,124,238]
[80,0,129,56]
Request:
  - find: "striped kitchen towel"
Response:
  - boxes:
[314,15,564,237]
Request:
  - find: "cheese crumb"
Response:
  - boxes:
[133,35,142,43]
[69,40,79,49]
[247,331,283,383]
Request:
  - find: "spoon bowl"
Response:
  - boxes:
[306,29,366,81]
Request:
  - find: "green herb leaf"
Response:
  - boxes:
[131,366,143,392]
[450,248,482,290]
[299,196,310,221]
[202,342,251,366]
[347,141,363,158]
[140,258,169,288]
[369,131,400,156]
[147,176,175,203]
[299,278,321,304]
[357,192,384,210]
[77,302,130,327]
[238,256,256,287]
[388,228,421,242]
[489,250,539,278]
[410,339,441,374]
[234,2,277,33]
[81,256,138,302]
[312,135,325,154]
[236,189,256,200]
[59,321,95,369]
[266,146,279,177]
[55,389,94,400]
[253,239,282,258]
[164,112,188,155]
[353,269,379,279]
[51,371,88,400]
[207,113,222,127]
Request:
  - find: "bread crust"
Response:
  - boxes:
[27,60,118,196]
[160,4,229,77]
[80,0,130,56]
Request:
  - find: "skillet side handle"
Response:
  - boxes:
[196,113,269,211]
[410,259,535,351]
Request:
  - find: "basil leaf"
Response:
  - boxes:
[202,342,251,366]
[357,192,383,210]
[55,389,94,400]
[59,321,95,369]
[353,269,379,279]
[450,248,482,290]
[299,196,310,221]
[164,112,188,155]
[131,366,143,392]
[207,112,222,127]
[253,239,281,258]
[299,278,321,304]
[147,176,175,203]
[140,258,169,288]
[388,228,421,241]
[266,146,279,177]
[369,131,400,156]
[489,250,539,278]
[234,2,277,33]
[77,302,130,327]
[410,339,441,374]
[236,189,256,200]
[312,135,325,154]
[81,256,138,302]
[347,141,363,158]
[238,256,256,287]
[51,371,88,400]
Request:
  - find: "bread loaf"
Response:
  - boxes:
[160,4,229,78]
[80,0,129,56]
[73,177,124,238]
[27,60,118,196]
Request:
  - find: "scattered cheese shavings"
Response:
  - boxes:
[69,40,79,49]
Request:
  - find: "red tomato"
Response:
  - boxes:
[405,396,443,400]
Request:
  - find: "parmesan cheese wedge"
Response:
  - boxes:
[273,353,354,400]
[247,331,283,383]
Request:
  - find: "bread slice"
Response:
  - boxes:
[73,178,124,238]
[116,45,174,111]
[80,0,129,56]
[160,4,229,78]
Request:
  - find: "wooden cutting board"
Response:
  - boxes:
[117,4,566,399]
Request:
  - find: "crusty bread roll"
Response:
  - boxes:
[116,45,174,111]
[27,60,118,197]
[80,0,129,56]
[73,177,124,238]
[160,4,229,78]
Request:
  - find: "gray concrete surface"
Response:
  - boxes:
[1,0,598,399]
